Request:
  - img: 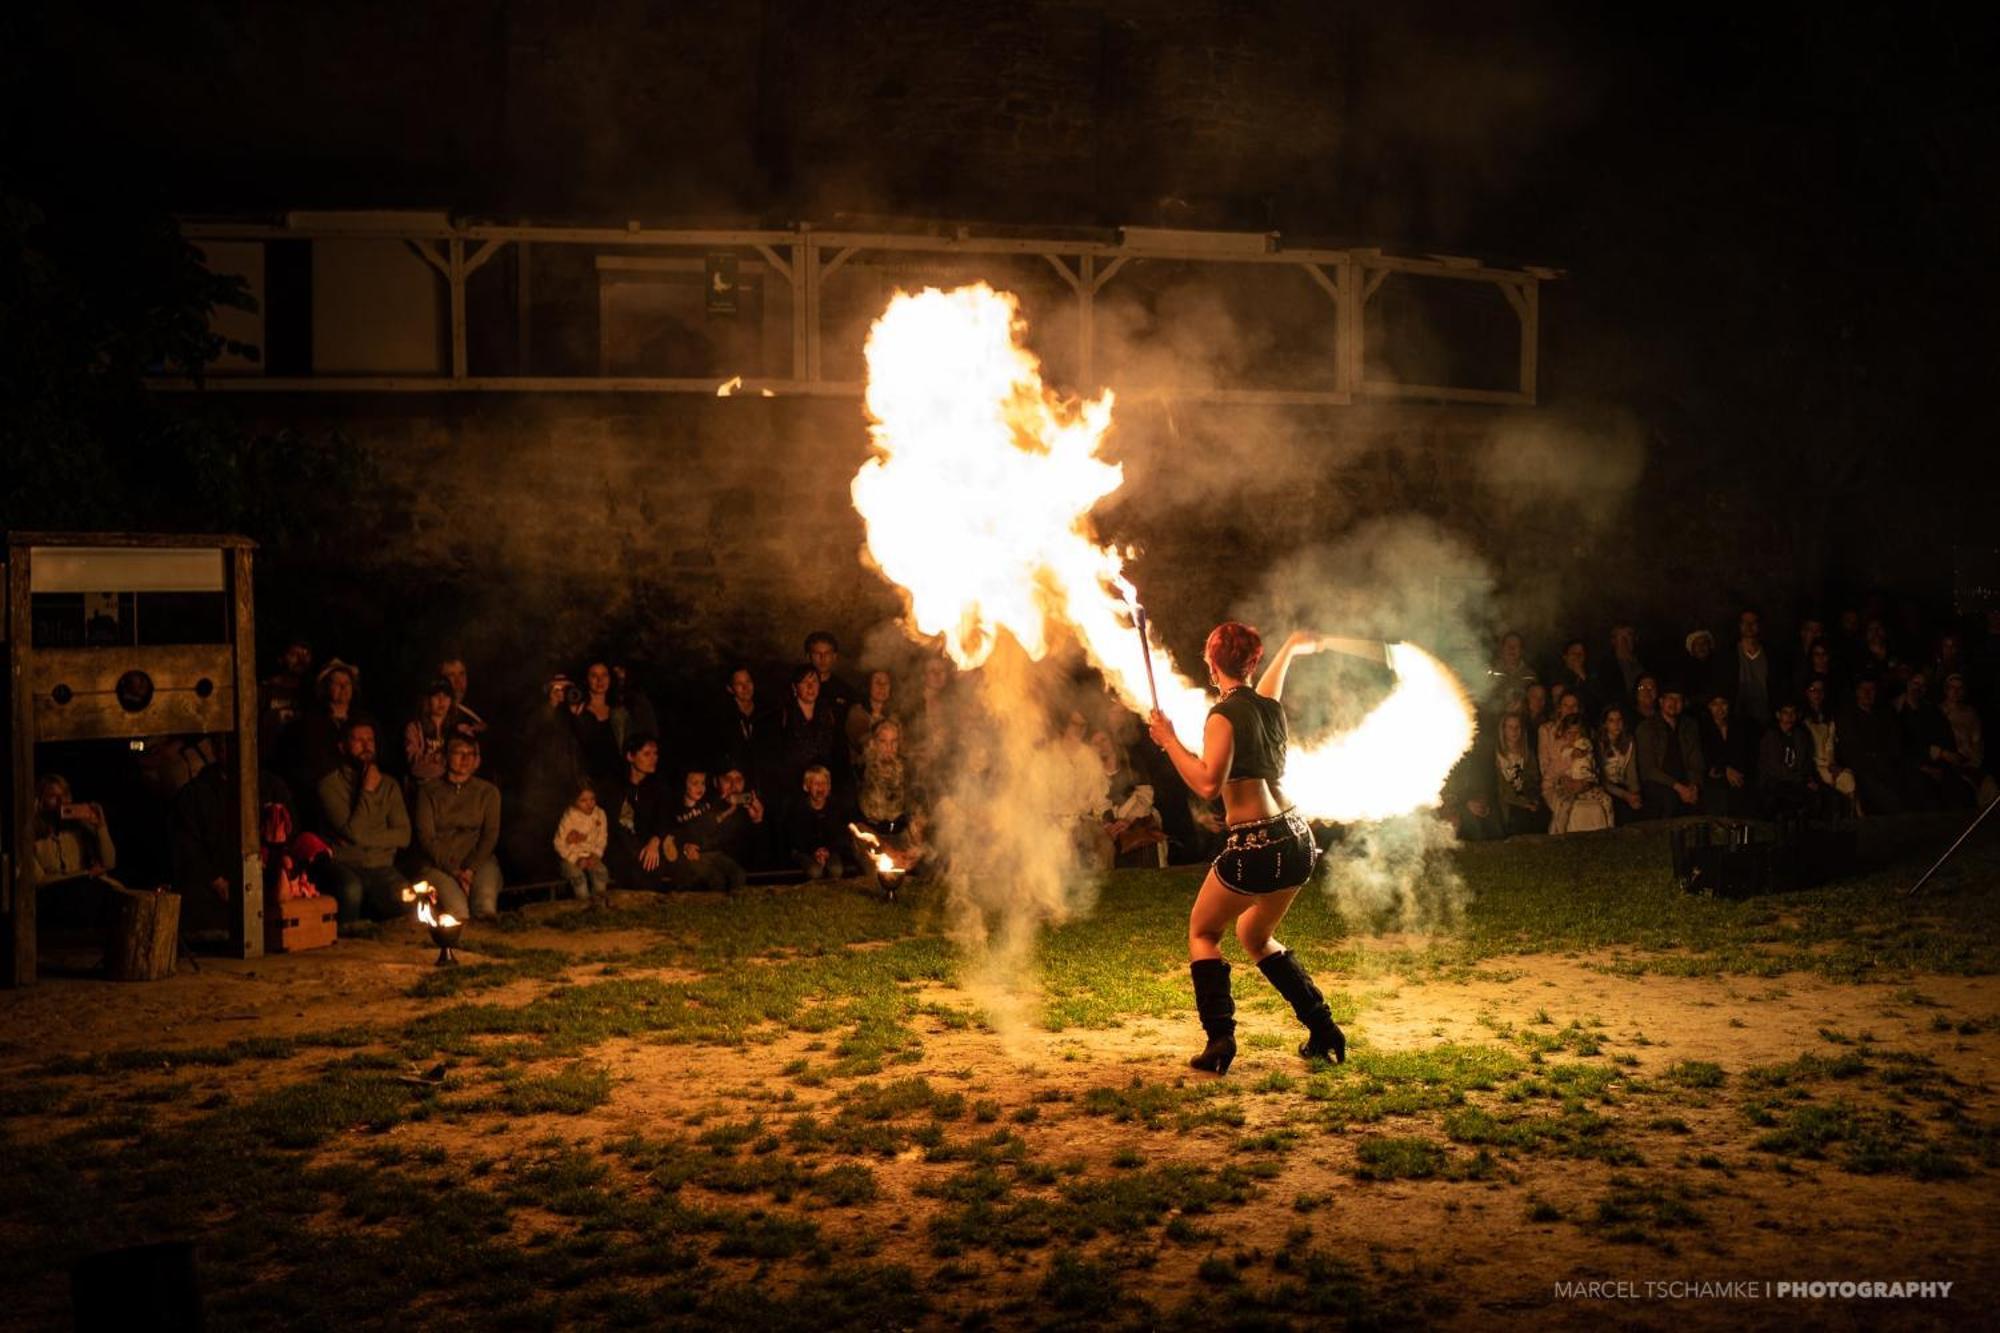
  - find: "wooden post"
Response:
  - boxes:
[1078,255,1095,389]
[448,238,468,379]
[230,546,264,958]
[6,548,33,986]
[105,885,180,981]
[802,230,820,383]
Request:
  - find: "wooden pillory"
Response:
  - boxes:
[2,533,265,986]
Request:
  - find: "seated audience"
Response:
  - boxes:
[806,630,859,719]
[506,674,586,883]
[1636,686,1704,818]
[712,665,771,786]
[1858,619,1904,696]
[1791,616,1826,687]
[1522,682,1550,738]
[613,662,660,750]
[1552,638,1597,720]
[1441,741,1500,842]
[403,678,457,786]
[853,719,919,870]
[907,655,957,779]
[1930,634,1970,696]
[436,656,488,739]
[1680,630,1720,707]
[259,638,315,775]
[170,737,290,935]
[413,735,504,921]
[1733,608,1773,731]
[1938,673,1998,805]
[776,662,846,793]
[1492,712,1546,836]
[856,719,911,835]
[1055,706,1115,868]
[1795,638,1841,703]
[1537,690,1583,780]
[1593,623,1645,711]
[136,734,219,805]
[30,776,122,931]
[1898,672,1973,810]
[604,735,672,891]
[846,669,897,772]
[1596,705,1644,822]
[707,766,768,868]
[1698,693,1755,816]
[316,718,412,924]
[1801,677,1860,816]
[1838,678,1915,815]
[1094,727,1167,866]
[666,768,747,892]
[1487,631,1537,709]
[1544,713,1614,833]
[554,778,610,906]
[295,659,362,816]
[1631,673,1660,724]
[1757,701,1823,818]
[571,661,630,787]
[783,765,852,879]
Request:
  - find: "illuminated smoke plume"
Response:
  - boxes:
[853,285,1478,1016]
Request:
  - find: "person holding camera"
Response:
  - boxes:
[30,775,123,930]
[707,766,767,868]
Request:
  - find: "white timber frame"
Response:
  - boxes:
[163,217,1558,406]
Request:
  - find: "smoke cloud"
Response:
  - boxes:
[920,637,1102,1048]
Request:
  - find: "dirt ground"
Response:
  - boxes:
[3,916,1994,1330]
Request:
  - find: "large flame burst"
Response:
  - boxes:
[852,284,1474,822]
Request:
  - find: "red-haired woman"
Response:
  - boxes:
[1149,622,1386,1073]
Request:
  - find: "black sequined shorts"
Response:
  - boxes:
[1213,809,1319,895]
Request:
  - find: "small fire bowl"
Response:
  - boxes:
[875,868,908,901]
[429,920,465,967]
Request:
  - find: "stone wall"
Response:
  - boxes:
[237,389,1613,716]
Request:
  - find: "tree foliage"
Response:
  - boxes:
[0,188,368,547]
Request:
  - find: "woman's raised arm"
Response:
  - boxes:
[1257,631,1391,701]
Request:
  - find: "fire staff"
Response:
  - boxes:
[1148,622,1386,1074]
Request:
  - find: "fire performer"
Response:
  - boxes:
[1148,622,1387,1073]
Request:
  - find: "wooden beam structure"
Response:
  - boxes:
[1,532,263,986]
[163,215,1558,408]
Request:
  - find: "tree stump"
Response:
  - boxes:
[104,887,180,982]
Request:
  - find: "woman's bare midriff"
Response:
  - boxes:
[1220,776,1284,827]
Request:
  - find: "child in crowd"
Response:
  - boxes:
[554,779,610,905]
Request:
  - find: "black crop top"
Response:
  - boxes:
[1209,687,1287,781]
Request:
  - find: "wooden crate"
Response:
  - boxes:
[265,895,338,954]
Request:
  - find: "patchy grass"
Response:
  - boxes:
[0,816,1991,1329]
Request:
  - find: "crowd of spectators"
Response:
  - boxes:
[1442,605,2000,841]
[27,629,1183,937]
[28,598,2000,941]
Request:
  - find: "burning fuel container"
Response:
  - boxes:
[1670,817,1857,899]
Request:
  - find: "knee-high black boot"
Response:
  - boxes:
[1257,949,1346,1063]
[1188,958,1236,1074]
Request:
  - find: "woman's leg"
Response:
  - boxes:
[1187,868,1251,960]
[1185,868,1249,1073]
[1231,887,1302,962]
[1240,886,1346,1062]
